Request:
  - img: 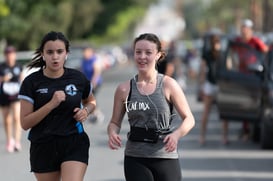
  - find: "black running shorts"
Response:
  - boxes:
[29,132,90,173]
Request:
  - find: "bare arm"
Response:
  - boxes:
[199,60,207,85]
[169,78,195,137]
[20,90,66,130]
[19,70,25,83]
[163,76,195,152]
[0,73,12,82]
[91,61,102,88]
[73,94,97,122]
[21,90,96,131]
[107,81,129,149]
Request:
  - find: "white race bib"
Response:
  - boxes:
[2,82,20,96]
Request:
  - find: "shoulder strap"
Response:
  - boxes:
[128,78,133,101]
[158,73,174,114]
[157,73,164,88]
[125,78,133,113]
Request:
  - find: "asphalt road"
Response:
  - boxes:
[0,61,273,181]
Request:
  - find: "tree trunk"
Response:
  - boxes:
[262,0,273,33]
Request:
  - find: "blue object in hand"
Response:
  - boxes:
[76,122,84,134]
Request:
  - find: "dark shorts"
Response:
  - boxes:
[30,132,90,173]
[0,93,19,106]
[0,83,19,106]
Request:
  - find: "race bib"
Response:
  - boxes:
[2,82,20,96]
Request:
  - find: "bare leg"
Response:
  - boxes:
[34,171,60,181]
[12,101,22,150]
[61,161,87,181]
[200,95,213,145]
[1,106,14,152]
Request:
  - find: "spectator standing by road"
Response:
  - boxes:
[18,31,96,181]
[234,19,268,141]
[156,40,176,77]
[107,33,195,181]
[0,46,23,153]
[199,34,229,145]
[81,46,105,124]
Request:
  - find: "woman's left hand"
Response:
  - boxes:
[163,132,180,152]
[73,107,88,122]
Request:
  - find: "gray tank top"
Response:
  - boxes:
[125,73,179,159]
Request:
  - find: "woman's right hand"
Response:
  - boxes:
[50,90,66,108]
[108,132,122,150]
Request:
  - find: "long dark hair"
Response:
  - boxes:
[27,31,70,69]
[210,35,221,59]
[133,33,166,62]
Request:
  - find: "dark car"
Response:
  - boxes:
[216,41,273,149]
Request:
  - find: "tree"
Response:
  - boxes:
[262,0,273,33]
[0,0,102,49]
[88,0,156,45]
[67,0,102,39]
[0,0,9,17]
[0,0,156,50]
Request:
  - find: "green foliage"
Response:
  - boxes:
[90,6,146,45]
[0,0,74,49]
[88,0,156,45]
[0,0,156,50]
[0,0,10,17]
[183,0,205,38]
[67,0,102,39]
[183,0,254,38]
[204,0,250,22]
[2,0,263,49]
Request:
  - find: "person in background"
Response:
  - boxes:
[0,45,23,153]
[187,48,201,80]
[107,33,195,181]
[81,46,105,124]
[157,40,187,89]
[156,40,175,77]
[234,19,268,141]
[18,31,96,181]
[199,34,229,145]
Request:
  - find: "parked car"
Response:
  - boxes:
[216,41,273,149]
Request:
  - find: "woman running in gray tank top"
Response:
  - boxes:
[107,33,195,181]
